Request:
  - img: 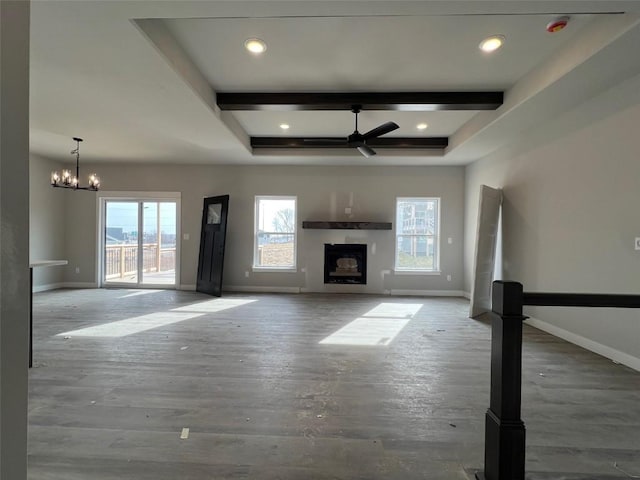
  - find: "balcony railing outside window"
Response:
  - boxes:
[105,243,176,279]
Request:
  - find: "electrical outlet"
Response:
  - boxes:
[183,233,190,240]
[446,274,452,282]
[636,237,640,250]
[448,237,453,244]
[244,271,249,278]
[75,267,80,274]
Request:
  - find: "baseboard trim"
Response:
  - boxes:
[390,289,466,297]
[526,317,640,372]
[178,284,196,291]
[61,282,98,289]
[32,282,66,293]
[462,291,471,300]
[223,285,301,294]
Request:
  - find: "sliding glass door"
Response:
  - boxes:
[142,201,177,285]
[103,199,177,287]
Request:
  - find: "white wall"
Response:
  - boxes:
[29,154,67,290]
[464,73,640,366]
[60,165,464,294]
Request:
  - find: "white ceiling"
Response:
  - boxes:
[166,14,593,91]
[28,1,640,166]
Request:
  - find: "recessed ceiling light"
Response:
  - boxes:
[416,123,428,130]
[479,35,505,53]
[280,123,290,130]
[244,38,267,54]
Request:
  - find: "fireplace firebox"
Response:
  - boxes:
[324,244,367,285]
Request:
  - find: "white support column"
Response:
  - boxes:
[0,1,31,478]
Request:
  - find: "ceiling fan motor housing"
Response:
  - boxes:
[348,132,364,144]
[303,105,398,157]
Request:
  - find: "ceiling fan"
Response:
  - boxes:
[305,105,399,157]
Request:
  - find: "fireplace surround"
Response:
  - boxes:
[324,244,367,285]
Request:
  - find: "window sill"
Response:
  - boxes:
[252,266,297,273]
[393,269,441,276]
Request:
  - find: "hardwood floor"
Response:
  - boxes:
[28,289,640,479]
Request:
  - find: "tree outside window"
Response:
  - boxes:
[254,196,297,268]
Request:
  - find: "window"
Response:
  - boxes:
[395,197,439,272]
[254,196,297,269]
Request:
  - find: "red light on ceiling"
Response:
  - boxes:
[546,16,570,33]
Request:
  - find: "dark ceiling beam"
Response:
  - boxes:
[251,137,448,149]
[217,92,503,111]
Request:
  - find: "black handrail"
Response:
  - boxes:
[475,281,639,480]
[523,292,640,308]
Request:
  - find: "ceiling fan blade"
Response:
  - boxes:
[362,121,399,140]
[356,144,376,158]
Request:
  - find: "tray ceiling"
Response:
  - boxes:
[28,1,640,166]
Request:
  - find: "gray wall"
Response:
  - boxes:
[1,1,30,477]
[464,73,640,362]
[29,154,67,289]
[61,165,465,294]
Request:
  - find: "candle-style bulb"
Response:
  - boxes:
[88,174,100,190]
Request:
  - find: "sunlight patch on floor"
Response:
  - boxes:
[319,317,412,346]
[319,303,422,346]
[171,298,256,313]
[56,298,256,338]
[57,312,205,338]
[118,290,163,298]
[358,302,422,318]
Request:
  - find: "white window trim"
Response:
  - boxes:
[252,266,298,273]
[393,270,442,276]
[96,191,181,288]
[394,196,441,273]
[253,195,297,271]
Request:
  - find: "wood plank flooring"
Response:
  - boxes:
[28,289,640,479]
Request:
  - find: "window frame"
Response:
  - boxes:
[394,197,441,274]
[253,195,298,272]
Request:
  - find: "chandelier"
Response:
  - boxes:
[51,137,100,191]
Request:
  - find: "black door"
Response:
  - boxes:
[196,195,229,296]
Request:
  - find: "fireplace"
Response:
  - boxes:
[324,244,367,285]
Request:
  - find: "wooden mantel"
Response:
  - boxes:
[302,221,392,230]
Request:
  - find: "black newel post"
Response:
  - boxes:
[476,281,527,480]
